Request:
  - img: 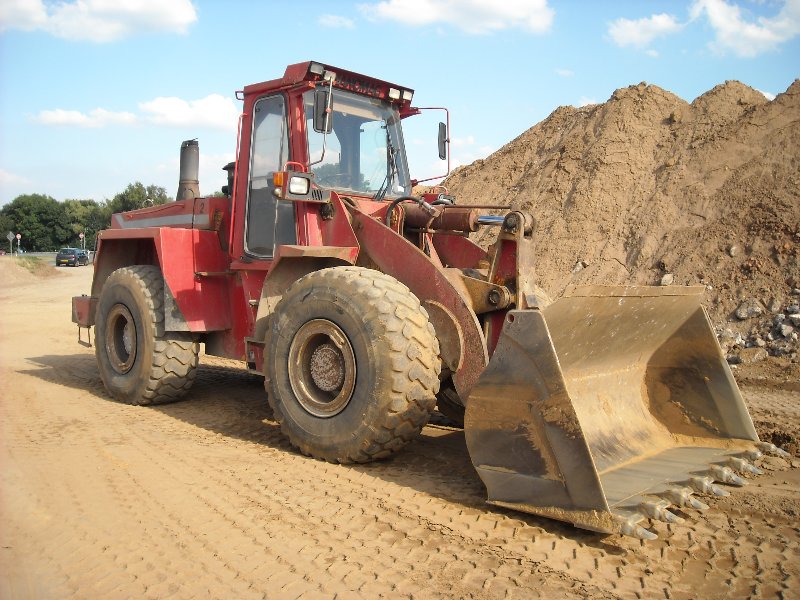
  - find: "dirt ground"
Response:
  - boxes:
[1,259,798,600]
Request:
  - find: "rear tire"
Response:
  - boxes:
[95,265,199,405]
[266,267,441,463]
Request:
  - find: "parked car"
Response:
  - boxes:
[56,248,89,267]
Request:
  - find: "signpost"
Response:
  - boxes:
[79,232,85,250]
[15,233,21,254]
[6,231,12,255]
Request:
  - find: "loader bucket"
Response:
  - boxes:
[464,285,773,539]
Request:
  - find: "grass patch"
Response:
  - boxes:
[16,256,54,276]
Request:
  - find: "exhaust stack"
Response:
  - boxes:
[176,139,200,201]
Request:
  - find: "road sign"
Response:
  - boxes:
[79,232,85,239]
[6,232,13,242]
[16,233,21,240]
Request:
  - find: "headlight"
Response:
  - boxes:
[288,175,310,195]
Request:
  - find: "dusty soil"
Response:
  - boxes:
[440,78,800,366]
[1,258,799,598]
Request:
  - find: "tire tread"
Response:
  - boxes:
[268,266,441,464]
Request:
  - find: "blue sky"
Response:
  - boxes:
[1,0,798,206]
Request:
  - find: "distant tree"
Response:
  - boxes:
[0,183,175,251]
[63,198,106,248]
[0,194,71,251]
[106,182,169,215]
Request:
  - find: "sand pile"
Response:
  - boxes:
[0,256,61,292]
[442,78,800,361]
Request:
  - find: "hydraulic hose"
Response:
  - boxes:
[384,195,436,226]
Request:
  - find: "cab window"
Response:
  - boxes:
[245,94,295,257]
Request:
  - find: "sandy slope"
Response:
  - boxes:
[0,258,798,599]
[442,79,800,367]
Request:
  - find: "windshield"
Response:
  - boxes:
[304,88,411,198]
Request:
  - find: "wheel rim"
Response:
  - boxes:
[105,304,137,374]
[288,319,356,418]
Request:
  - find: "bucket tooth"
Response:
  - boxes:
[727,456,763,475]
[743,449,763,461]
[689,475,729,497]
[757,442,791,459]
[614,515,658,540]
[639,499,684,524]
[661,487,709,510]
[709,465,747,486]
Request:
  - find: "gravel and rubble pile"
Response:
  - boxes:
[722,299,800,363]
[438,78,800,365]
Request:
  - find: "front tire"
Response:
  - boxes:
[267,267,441,463]
[95,265,199,405]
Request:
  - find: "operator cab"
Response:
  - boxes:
[234,61,448,263]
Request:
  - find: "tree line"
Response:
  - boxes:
[0,183,170,252]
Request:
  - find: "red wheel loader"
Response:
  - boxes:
[71,62,787,539]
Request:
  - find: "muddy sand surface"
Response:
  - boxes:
[1,259,798,599]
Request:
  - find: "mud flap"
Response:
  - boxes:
[464,286,774,538]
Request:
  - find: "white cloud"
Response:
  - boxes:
[576,97,598,107]
[359,0,554,34]
[33,108,137,127]
[0,0,46,31]
[139,94,239,131]
[756,88,776,100]
[645,49,660,57]
[0,0,197,42]
[318,14,355,28]
[0,168,30,186]
[608,13,683,48]
[449,135,494,166]
[555,68,574,77]
[690,0,800,57]
[33,94,239,131]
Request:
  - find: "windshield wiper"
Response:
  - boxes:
[373,124,397,202]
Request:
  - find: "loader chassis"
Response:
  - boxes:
[72,61,784,540]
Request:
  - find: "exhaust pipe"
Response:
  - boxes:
[176,139,200,201]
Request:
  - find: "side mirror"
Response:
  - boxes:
[438,122,447,160]
[313,88,333,134]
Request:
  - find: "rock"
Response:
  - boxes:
[660,273,674,286]
[737,347,768,364]
[728,245,739,257]
[571,260,588,274]
[768,297,783,313]
[780,323,795,337]
[789,314,800,326]
[735,298,763,320]
[791,459,800,469]
[754,337,766,348]
[760,456,790,471]
[726,354,742,365]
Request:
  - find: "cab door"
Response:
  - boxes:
[244,94,296,258]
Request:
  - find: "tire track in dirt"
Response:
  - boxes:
[6,351,800,599]
[2,263,799,599]
[80,373,596,599]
